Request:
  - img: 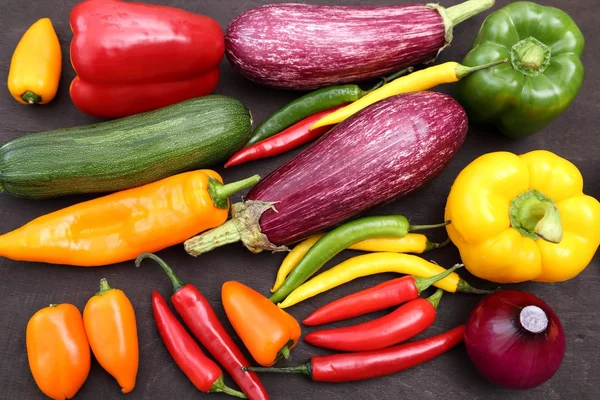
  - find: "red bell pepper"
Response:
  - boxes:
[69,0,224,119]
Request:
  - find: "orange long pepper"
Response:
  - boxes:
[84,279,139,393]
[26,304,91,400]
[0,170,259,266]
[222,281,301,367]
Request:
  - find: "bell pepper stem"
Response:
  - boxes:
[510,37,552,77]
[95,278,113,296]
[21,90,42,104]
[457,279,501,295]
[455,58,508,80]
[413,263,463,293]
[510,189,563,243]
[425,237,451,251]
[211,376,247,399]
[445,0,496,26]
[408,221,450,231]
[426,288,444,309]
[135,253,184,293]
[242,362,311,376]
[209,175,261,209]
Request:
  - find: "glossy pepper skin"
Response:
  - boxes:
[304,289,443,352]
[0,171,259,266]
[222,281,301,367]
[26,304,91,400]
[244,325,465,383]
[83,279,138,393]
[453,1,584,138]
[151,291,246,398]
[303,265,462,326]
[445,150,600,283]
[8,18,61,105]
[137,254,269,400]
[69,0,224,118]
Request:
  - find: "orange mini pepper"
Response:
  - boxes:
[26,304,91,400]
[8,18,62,105]
[83,279,139,393]
[0,171,259,267]
[222,281,301,367]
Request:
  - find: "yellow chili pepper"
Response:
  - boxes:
[310,59,508,130]
[8,18,62,105]
[446,150,600,283]
[277,253,493,309]
[270,233,447,293]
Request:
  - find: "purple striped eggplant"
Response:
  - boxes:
[225,0,495,90]
[184,91,468,256]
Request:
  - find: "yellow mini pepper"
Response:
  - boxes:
[445,150,600,284]
[8,18,62,105]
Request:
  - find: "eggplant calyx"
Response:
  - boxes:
[183,200,288,256]
[427,0,495,57]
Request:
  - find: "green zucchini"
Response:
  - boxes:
[0,95,252,199]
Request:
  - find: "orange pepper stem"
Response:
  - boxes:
[277,340,295,361]
[135,253,184,292]
[21,90,42,104]
[95,278,113,296]
[208,175,261,209]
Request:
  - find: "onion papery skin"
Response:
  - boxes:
[464,290,566,390]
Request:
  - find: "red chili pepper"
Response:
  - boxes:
[244,325,465,383]
[69,0,224,118]
[138,254,269,400]
[224,105,346,168]
[304,289,443,352]
[151,291,246,398]
[303,264,461,326]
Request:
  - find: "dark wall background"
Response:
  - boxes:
[0,1,597,399]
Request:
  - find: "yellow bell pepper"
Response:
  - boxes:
[7,18,62,105]
[445,150,600,284]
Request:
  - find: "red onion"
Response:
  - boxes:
[464,290,565,390]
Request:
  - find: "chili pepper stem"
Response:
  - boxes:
[444,0,496,26]
[427,288,444,309]
[408,221,450,231]
[457,279,500,295]
[21,90,41,104]
[413,263,463,293]
[208,175,261,209]
[455,58,508,79]
[366,67,414,92]
[95,278,113,296]
[242,363,310,376]
[211,376,248,399]
[425,237,451,251]
[135,253,184,292]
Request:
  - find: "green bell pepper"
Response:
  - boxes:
[454,1,584,139]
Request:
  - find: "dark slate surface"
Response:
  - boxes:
[0,1,598,399]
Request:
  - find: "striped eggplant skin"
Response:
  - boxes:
[225,3,446,90]
[247,91,468,247]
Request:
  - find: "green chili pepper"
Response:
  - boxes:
[453,1,584,139]
[268,215,448,304]
[245,67,413,147]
